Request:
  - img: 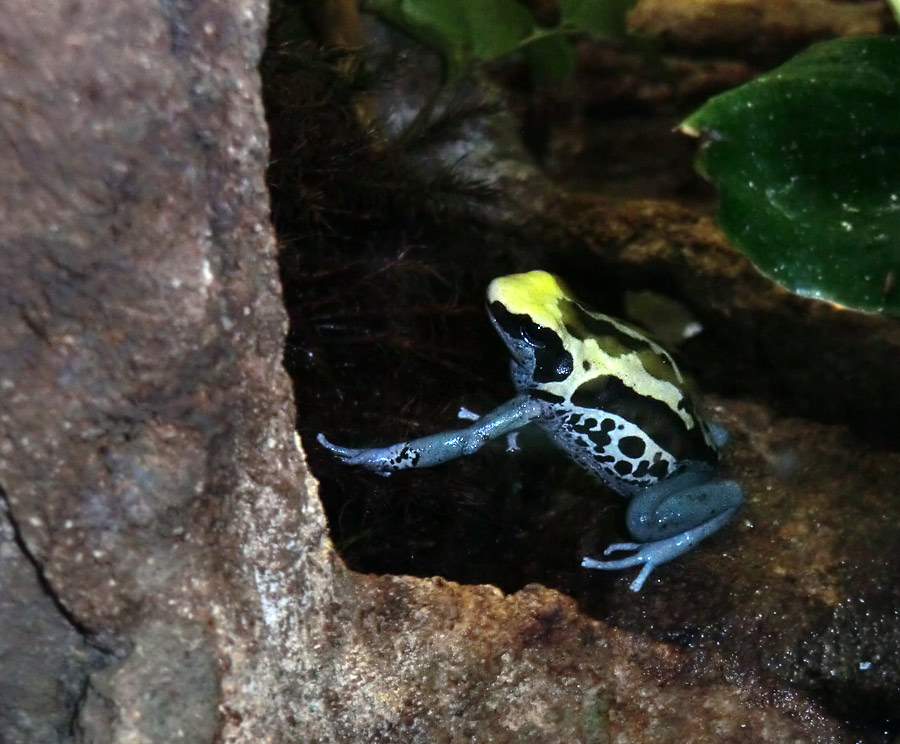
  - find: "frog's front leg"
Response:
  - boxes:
[582,466,742,592]
[317,394,546,475]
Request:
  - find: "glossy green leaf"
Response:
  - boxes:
[400,0,466,44]
[559,0,636,36]
[461,0,534,61]
[367,0,467,73]
[367,0,535,77]
[682,35,900,314]
[524,32,577,80]
[367,0,637,81]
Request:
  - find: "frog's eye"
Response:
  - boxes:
[521,324,546,349]
[488,301,573,381]
[487,301,524,338]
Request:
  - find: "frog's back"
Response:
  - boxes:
[523,291,717,492]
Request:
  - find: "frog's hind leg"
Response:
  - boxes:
[581,468,742,591]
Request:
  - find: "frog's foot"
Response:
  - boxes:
[317,433,362,460]
[582,507,736,592]
[581,543,660,593]
[315,434,395,476]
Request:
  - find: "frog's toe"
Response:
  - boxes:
[578,542,644,566]
[581,551,645,572]
[582,541,670,591]
[317,434,400,475]
[582,552,657,592]
[317,433,355,458]
[457,406,481,421]
[602,541,640,555]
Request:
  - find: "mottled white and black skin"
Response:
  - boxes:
[318,271,742,591]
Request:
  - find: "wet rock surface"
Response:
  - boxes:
[311,576,847,743]
[586,398,900,734]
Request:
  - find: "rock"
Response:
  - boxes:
[0,503,93,744]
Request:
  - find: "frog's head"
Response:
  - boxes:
[486,271,575,386]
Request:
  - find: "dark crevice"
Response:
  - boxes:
[1,490,95,640]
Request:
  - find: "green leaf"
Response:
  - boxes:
[559,0,637,37]
[524,31,577,80]
[460,0,534,61]
[366,0,467,75]
[367,0,536,77]
[400,0,466,48]
[682,35,900,314]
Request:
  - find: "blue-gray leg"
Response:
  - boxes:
[582,466,742,592]
[317,394,546,475]
[706,423,730,449]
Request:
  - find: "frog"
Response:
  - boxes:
[318,270,742,591]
